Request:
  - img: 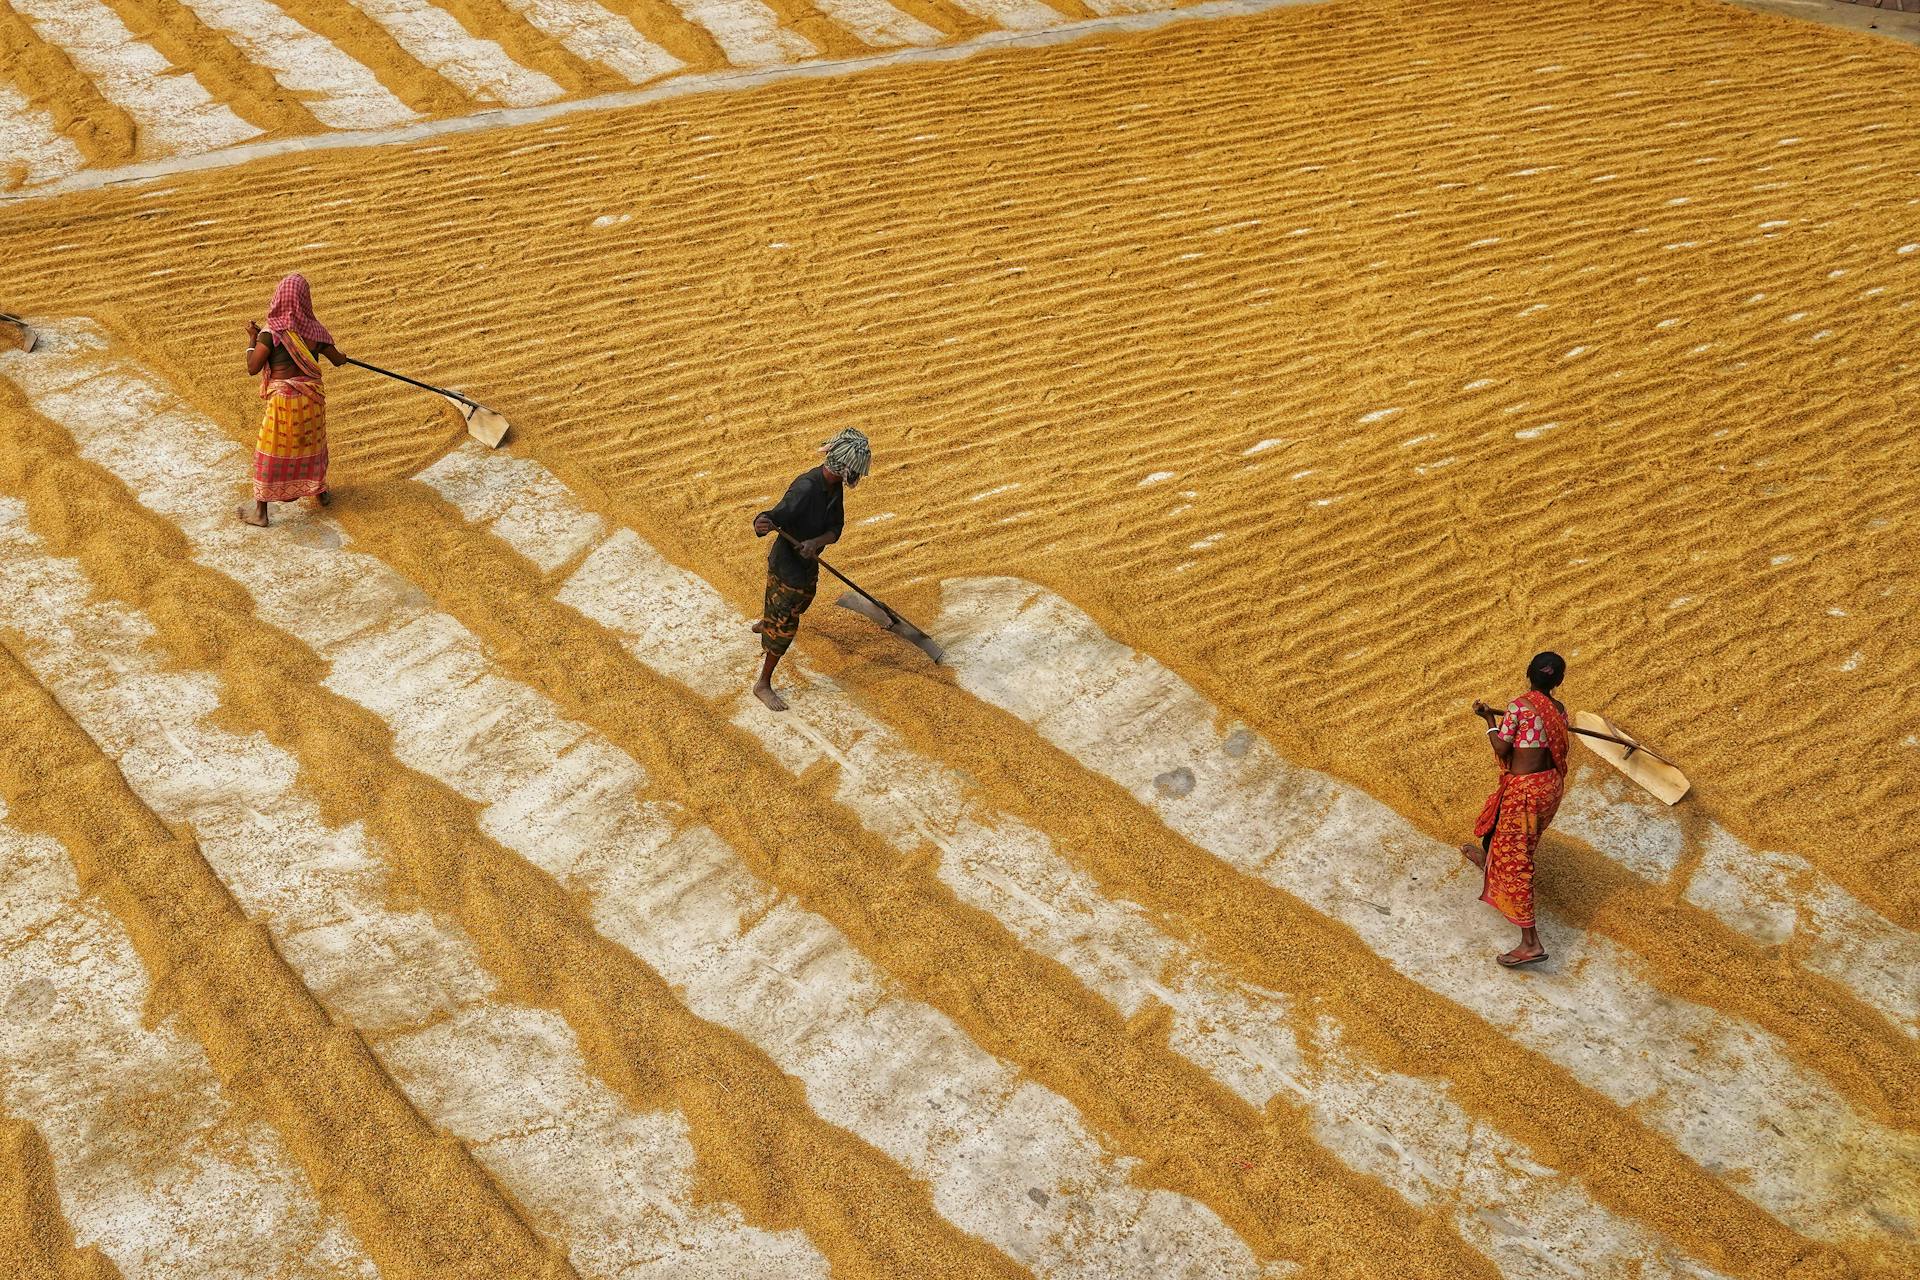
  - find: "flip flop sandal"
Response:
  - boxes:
[1498,952,1549,969]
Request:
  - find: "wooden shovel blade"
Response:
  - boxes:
[0,314,35,352]
[1572,710,1689,805]
[442,394,509,447]
[835,592,945,663]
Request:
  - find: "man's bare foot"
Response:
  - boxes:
[1458,840,1486,870]
[1497,945,1548,968]
[236,502,269,528]
[752,680,788,712]
[317,490,332,507]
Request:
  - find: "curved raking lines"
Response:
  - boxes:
[0,323,1289,1280]
[931,577,1920,1273]
[417,441,1737,1280]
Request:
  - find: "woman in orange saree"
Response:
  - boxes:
[1462,652,1569,968]
[240,274,348,527]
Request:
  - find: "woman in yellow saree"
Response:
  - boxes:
[241,274,348,527]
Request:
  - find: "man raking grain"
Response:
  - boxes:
[750,428,871,711]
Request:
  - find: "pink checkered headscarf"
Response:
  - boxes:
[265,274,332,346]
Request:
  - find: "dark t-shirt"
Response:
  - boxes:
[759,466,844,588]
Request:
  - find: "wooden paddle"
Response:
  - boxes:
[342,356,509,447]
[1570,711,1689,805]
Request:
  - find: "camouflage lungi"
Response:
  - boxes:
[761,574,817,657]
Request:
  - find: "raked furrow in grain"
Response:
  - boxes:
[422,438,1733,1280]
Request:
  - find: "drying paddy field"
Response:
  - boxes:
[2,0,1919,1276]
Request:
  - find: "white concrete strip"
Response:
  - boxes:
[1556,772,1920,1038]
[174,0,419,130]
[415,444,606,573]
[666,0,813,66]
[0,788,374,1279]
[345,0,568,105]
[0,0,1324,199]
[1,324,1291,1280]
[419,445,1735,1280]
[6,0,260,158]
[811,0,942,48]
[931,577,1920,1253]
[497,0,684,84]
[0,84,86,187]
[0,409,826,1280]
[946,0,1063,32]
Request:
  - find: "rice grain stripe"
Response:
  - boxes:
[422,439,1737,1280]
[170,0,418,132]
[0,767,377,1280]
[0,0,136,165]
[933,576,1920,1272]
[0,644,562,1280]
[4,0,259,158]
[0,323,1287,1280]
[87,0,326,135]
[254,0,471,116]
[0,510,831,1280]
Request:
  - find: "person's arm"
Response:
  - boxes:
[1472,699,1516,768]
[799,495,844,559]
[752,474,812,539]
[319,342,348,367]
[246,323,270,375]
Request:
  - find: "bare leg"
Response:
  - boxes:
[752,651,787,711]
[237,501,269,527]
[1499,926,1547,967]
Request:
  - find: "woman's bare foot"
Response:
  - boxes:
[749,620,765,635]
[316,490,332,507]
[237,502,269,528]
[1458,840,1486,870]
[752,679,787,712]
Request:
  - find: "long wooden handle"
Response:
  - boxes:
[1568,723,1677,766]
[342,356,478,410]
[773,528,899,622]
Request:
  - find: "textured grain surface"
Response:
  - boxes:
[0,0,1917,1275]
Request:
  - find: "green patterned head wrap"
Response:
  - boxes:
[821,428,871,484]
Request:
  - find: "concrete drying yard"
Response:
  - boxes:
[1,0,1917,1276]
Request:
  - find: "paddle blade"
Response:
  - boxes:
[834,591,944,663]
[1573,711,1689,805]
[442,394,509,447]
[0,314,34,352]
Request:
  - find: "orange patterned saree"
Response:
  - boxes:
[1473,690,1569,929]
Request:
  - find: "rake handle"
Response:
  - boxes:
[774,528,900,624]
[1568,724,1676,767]
[342,356,479,411]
